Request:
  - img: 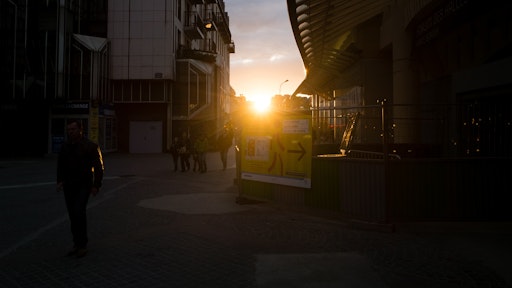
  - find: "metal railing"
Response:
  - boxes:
[312,101,512,159]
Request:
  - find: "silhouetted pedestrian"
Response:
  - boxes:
[178,131,191,172]
[194,132,209,173]
[191,136,200,172]
[170,136,180,172]
[57,119,104,258]
[217,124,233,170]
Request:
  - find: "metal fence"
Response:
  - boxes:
[311,101,512,159]
[237,101,512,223]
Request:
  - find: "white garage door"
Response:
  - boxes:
[129,121,162,153]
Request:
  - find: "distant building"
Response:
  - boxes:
[288,0,512,158]
[0,0,234,156]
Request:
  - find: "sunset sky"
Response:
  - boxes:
[225,0,306,103]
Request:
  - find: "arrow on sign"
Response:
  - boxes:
[287,142,306,161]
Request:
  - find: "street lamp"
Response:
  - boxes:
[279,79,289,95]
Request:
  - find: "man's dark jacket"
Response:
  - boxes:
[57,138,104,189]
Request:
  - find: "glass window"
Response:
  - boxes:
[122,81,132,101]
[152,81,165,101]
[141,81,150,101]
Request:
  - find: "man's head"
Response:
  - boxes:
[66,119,83,143]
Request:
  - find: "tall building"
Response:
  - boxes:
[0,0,110,156]
[109,0,234,153]
[0,0,234,156]
[287,0,512,158]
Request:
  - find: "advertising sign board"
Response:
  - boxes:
[240,112,312,188]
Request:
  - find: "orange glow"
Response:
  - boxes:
[250,97,272,114]
[228,1,307,106]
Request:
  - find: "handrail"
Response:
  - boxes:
[348,149,401,160]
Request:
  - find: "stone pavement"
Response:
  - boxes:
[1,149,511,287]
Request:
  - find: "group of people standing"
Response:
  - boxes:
[170,124,234,173]
[170,131,208,173]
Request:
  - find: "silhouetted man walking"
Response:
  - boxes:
[57,119,104,258]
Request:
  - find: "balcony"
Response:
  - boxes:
[203,39,217,53]
[184,11,205,39]
[202,9,217,32]
[177,40,217,63]
[214,12,231,43]
[228,41,235,53]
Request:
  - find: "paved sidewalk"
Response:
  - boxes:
[1,149,511,287]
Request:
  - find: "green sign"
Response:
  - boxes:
[240,112,312,188]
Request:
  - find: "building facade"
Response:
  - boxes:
[0,0,234,156]
[1,0,111,156]
[287,0,512,158]
[109,0,234,153]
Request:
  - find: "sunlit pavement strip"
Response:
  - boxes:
[0,176,120,190]
[138,193,250,214]
[255,252,386,288]
[0,181,55,189]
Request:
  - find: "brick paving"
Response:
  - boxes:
[1,151,511,287]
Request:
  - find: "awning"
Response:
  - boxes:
[73,34,108,52]
[287,0,391,97]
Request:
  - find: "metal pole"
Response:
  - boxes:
[7,0,17,99]
[381,99,390,224]
[279,79,288,95]
[23,0,28,98]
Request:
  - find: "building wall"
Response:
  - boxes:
[305,0,511,158]
[0,0,233,156]
[108,0,175,80]
[108,0,234,152]
[115,103,168,153]
[0,0,111,156]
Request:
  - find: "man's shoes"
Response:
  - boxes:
[66,246,87,258]
[75,248,88,258]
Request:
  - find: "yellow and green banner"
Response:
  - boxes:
[240,111,312,188]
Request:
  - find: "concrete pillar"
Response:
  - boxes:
[392,4,421,144]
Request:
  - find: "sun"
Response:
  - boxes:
[250,97,272,113]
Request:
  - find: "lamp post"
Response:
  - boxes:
[7,0,17,98]
[279,79,289,95]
